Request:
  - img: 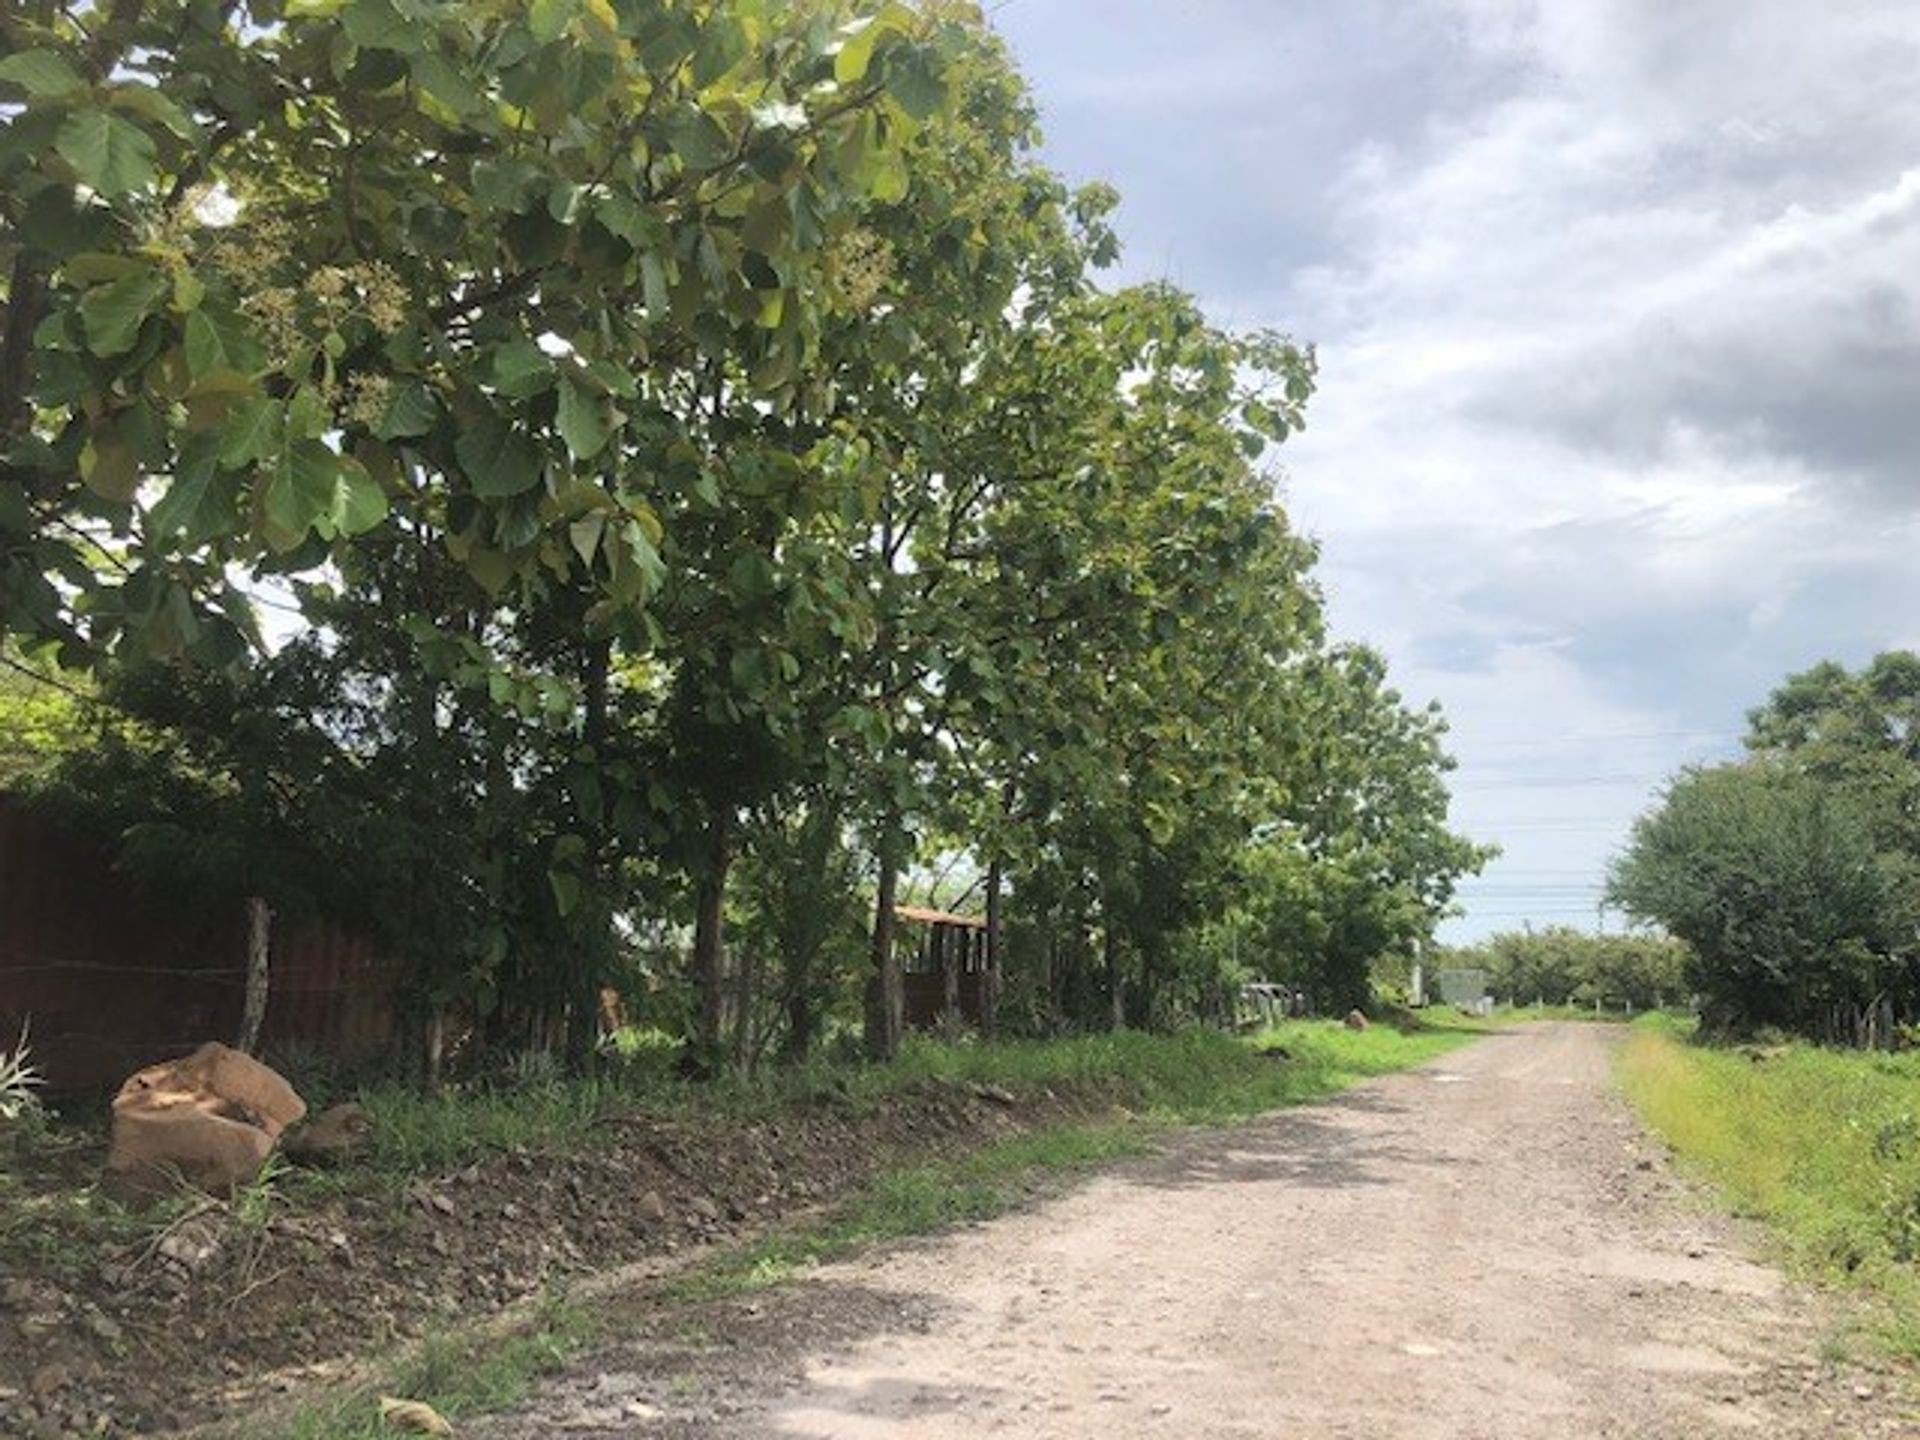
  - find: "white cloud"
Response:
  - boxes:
[1002,0,1920,938]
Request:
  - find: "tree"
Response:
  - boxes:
[1231,646,1493,1013]
[1607,761,1911,1038]
[3,0,1493,1076]
[1450,927,1689,1010]
[1747,651,1920,883]
[3,0,967,667]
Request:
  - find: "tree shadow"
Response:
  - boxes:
[1129,1090,1469,1193]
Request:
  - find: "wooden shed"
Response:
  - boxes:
[895,904,996,1030]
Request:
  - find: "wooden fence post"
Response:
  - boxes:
[236,897,271,1055]
[983,863,1003,1038]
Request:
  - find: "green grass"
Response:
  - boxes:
[5,1017,1487,1288]
[274,1293,595,1440]
[674,1016,1483,1299]
[665,1124,1154,1304]
[1494,1002,1636,1024]
[1618,1013,1920,1359]
[320,1017,1481,1183]
[265,1016,1480,1438]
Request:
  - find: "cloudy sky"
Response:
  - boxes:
[992,0,1920,941]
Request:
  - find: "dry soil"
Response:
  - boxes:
[473,1022,1918,1439]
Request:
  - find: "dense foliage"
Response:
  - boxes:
[1609,652,1920,1042]
[1438,926,1689,1012]
[1,0,1486,1076]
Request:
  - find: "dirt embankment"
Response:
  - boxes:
[471,1024,1916,1440]
[0,1076,1093,1438]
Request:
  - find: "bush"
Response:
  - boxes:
[1608,762,1910,1039]
[1444,927,1689,1010]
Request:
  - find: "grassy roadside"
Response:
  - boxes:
[0,1015,1484,1280]
[1494,1002,1634,1024]
[267,1016,1482,1439]
[304,1016,1483,1183]
[1618,1013,1920,1360]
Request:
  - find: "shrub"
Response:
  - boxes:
[1608,762,1910,1038]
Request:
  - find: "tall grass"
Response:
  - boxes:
[1619,1013,1920,1358]
[341,1019,1481,1180]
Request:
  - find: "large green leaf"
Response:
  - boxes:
[81,425,141,503]
[79,268,168,357]
[556,377,613,460]
[456,416,543,497]
[594,193,666,250]
[184,307,264,378]
[111,83,200,141]
[528,0,578,43]
[833,17,884,85]
[665,107,733,171]
[218,396,284,467]
[330,458,389,536]
[488,339,555,398]
[0,49,85,98]
[341,0,416,52]
[886,47,946,122]
[148,436,238,544]
[374,379,439,440]
[262,441,342,551]
[56,109,158,197]
[568,511,606,567]
[412,52,484,118]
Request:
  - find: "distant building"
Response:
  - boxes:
[1435,967,1490,1008]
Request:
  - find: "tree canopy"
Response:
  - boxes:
[1609,657,1920,1044]
[1442,927,1689,1013]
[2,0,1488,1075]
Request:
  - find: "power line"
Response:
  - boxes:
[1454,773,1670,790]
[1466,728,1738,748]
[1458,821,1628,832]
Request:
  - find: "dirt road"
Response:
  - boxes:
[475,1024,1913,1438]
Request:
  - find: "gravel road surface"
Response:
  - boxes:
[475,1023,1914,1439]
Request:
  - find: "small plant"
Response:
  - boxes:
[0,1023,45,1124]
[233,1150,293,1230]
[503,1047,564,1094]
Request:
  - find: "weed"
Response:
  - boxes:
[277,1292,593,1440]
[1619,1014,1920,1359]
[0,1022,45,1124]
[234,1151,294,1231]
[325,1018,1475,1185]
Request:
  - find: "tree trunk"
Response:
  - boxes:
[567,635,614,1074]
[731,929,756,1073]
[983,860,1003,1038]
[1105,925,1125,1032]
[865,825,904,1061]
[236,897,271,1055]
[692,808,734,1071]
[423,1008,445,1094]
[778,797,843,1063]
[782,980,815,1063]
